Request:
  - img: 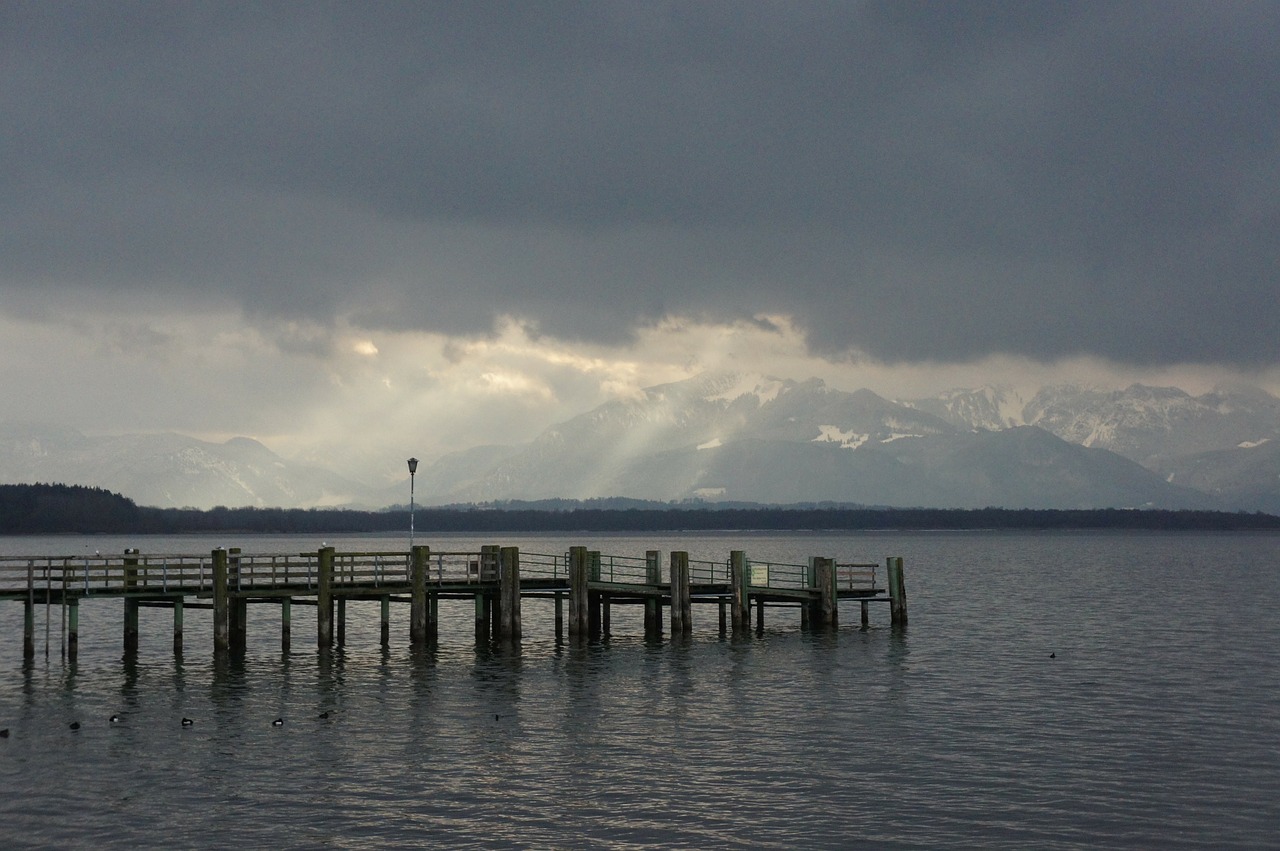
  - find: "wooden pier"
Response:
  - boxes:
[0,545,906,660]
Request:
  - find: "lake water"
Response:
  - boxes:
[0,530,1277,849]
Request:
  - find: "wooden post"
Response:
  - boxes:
[861,600,870,629]
[281,597,291,652]
[568,546,589,637]
[213,548,229,654]
[336,597,347,647]
[588,551,602,640]
[498,546,521,642]
[887,556,908,626]
[670,551,691,636]
[173,598,184,655]
[815,557,838,628]
[123,548,139,654]
[474,592,490,643]
[429,592,438,643]
[755,597,765,633]
[67,597,79,662]
[228,548,246,655]
[23,598,35,661]
[730,550,750,634]
[554,591,564,640]
[317,546,335,648]
[410,545,429,646]
[380,596,391,647]
[644,550,661,637]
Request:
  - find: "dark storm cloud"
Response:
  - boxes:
[2,1,1277,366]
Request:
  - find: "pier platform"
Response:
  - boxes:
[1,545,907,659]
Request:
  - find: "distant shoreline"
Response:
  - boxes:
[3,484,1278,534]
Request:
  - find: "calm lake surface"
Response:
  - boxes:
[1,530,1277,849]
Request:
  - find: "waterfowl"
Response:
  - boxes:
[272,718,284,727]
[181,718,194,727]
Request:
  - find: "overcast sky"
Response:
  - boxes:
[3,1,1278,481]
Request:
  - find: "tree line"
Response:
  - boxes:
[3,483,1280,535]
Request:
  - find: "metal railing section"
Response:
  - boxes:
[745,559,809,591]
[835,562,879,591]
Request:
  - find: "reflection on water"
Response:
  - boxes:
[1,531,1279,848]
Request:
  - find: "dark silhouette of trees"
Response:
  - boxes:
[2,483,1278,535]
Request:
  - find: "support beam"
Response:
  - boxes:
[173,598,184,655]
[498,546,522,642]
[813,557,837,628]
[67,597,79,662]
[410,545,429,647]
[336,597,346,647]
[380,596,391,647]
[568,546,589,637]
[670,551,691,636]
[212,548,229,654]
[281,597,291,652]
[644,550,662,638]
[730,550,750,635]
[123,548,139,654]
[887,556,908,626]
[588,551,602,640]
[317,546,335,649]
[23,598,35,661]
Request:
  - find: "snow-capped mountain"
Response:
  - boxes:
[422,374,1219,509]
[5,374,1277,511]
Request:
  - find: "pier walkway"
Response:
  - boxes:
[0,545,907,659]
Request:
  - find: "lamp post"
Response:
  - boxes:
[407,457,418,549]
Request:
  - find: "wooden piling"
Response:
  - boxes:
[123,548,140,654]
[474,592,490,643]
[173,598,184,655]
[336,597,347,647]
[588,551,602,640]
[67,597,79,662]
[281,597,291,652]
[554,591,564,640]
[498,546,521,642]
[887,556,908,626]
[229,548,247,655]
[814,557,838,628]
[670,551,691,636]
[755,597,764,633]
[644,550,661,637]
[23,598,35,661]
[568,546,589,637]
[730,550,750,634]
[380,596,390,647]
[213,548,229,654]
[317,546,335,648]
[861,600,870,629]
[410,545,429,646]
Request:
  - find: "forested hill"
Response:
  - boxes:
[0,483,148,533]
[2,483,1280,535]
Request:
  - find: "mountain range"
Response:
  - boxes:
[3,374,1278,512]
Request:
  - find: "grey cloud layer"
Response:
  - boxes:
[3,1,1277,365]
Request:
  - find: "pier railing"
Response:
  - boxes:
[520,551,567,580]
[746,559,809,590]
[836,562,879,591]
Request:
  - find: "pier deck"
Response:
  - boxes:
[1,545,907,659]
